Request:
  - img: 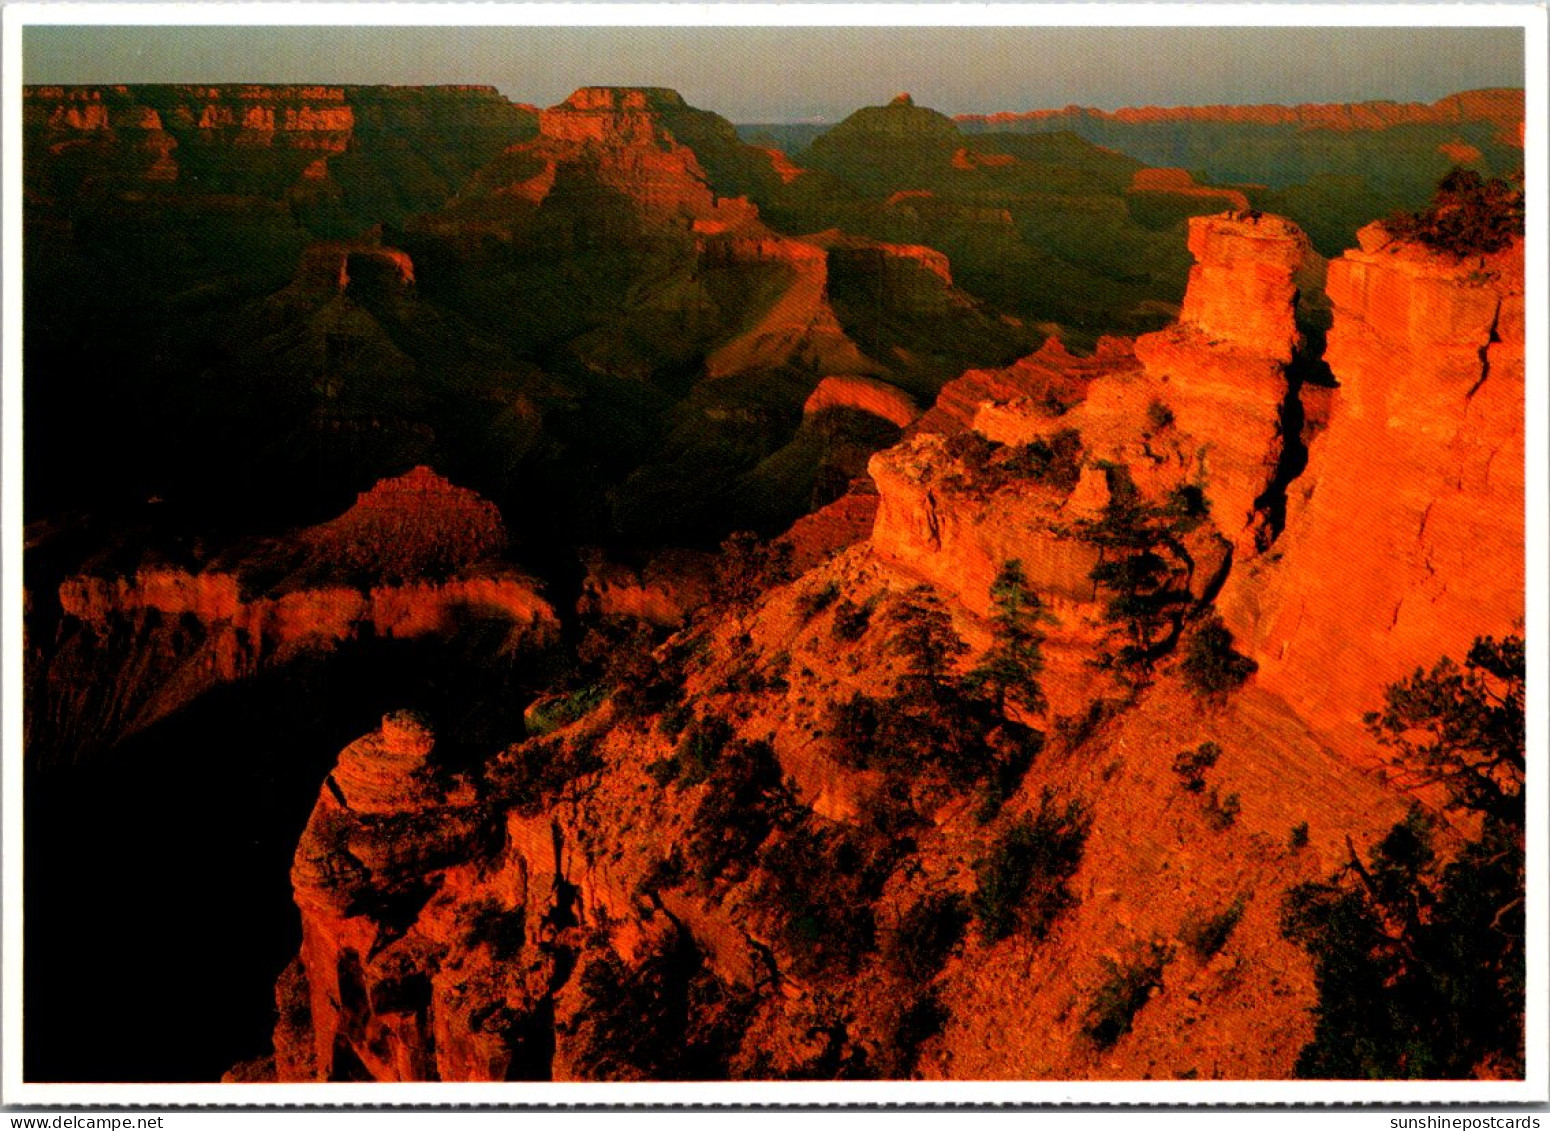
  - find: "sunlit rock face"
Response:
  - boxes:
[1176,213,1308,364]
[36,468,556,766]
[1220,227,1524,754]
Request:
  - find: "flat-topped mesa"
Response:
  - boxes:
[26,84,534,200]
[538,86,688,146]
[1177,211,1309,363]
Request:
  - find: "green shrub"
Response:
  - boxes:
[832,595,877,641]
[1077,467,1194,674]
[965,560,1049,717]
[571,930,752,1081]
[489,734,605,815]
[888,892,970,980]
[711,531,795,611]
[1083,941,1174,1050]
[1282,637,1525,1079]
[1289,822,1310,850]
[999,428,1084,492]
[1146,400,1175,430]
[1386,168,1524,258]
[676,714,735,787]
[1180,615,1258,697]
[971,794,1090,943]
[645,756,680,786]
[1171,741,1221,793]
[685,738,789,883]
[1204,788,1241,831]
[757,821,884,978]
[1182,896,1247,960]
[800,580,842,619]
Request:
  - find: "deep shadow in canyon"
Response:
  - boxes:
[24,620,542,1082]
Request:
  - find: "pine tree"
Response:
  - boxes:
[966,559,1050,716]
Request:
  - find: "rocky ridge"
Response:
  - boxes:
[31,468,556,765]
[957,88,1525,142]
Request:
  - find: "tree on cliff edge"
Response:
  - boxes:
[1281,636,1525,1078]
[1386,168,1525,258]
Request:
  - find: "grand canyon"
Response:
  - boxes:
[19,74,1526,1086]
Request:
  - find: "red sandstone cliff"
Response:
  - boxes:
[25,84,532,189]
[1219,223,1524,755]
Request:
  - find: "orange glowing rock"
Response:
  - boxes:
[1220,228,1524,756]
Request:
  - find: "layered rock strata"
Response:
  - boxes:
[1220,224,1524,751]
[36,469,555,763]
[957,88,1525,141]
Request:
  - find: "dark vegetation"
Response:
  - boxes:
[1083,941,1174,1050]
[1182,896,1247,960]
[487,732,605,816]
[1179,615,1258,697]
[684,738,793,885]
[571,930,754,1081]
[1281,636,1524,1078]
[971,793,1091,943]
[828,578,1040,803]
[1203,789,1241,832]
[1385,168,1525,258]
[1171,741,1222,793]
[887,892,971,981]
[940,428,1084,497]
[1076,467,1203,674]
[755,820,890,979]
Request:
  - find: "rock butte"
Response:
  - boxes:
[1220,222,1524,756]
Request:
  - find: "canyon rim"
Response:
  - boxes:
[3,10,1542,1104]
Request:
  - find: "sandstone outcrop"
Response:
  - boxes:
[1127,167,1250,215]
[803,375,920,429]
[306,465,507,582]
[873,210,1308,615]
[700,233,880,380]
[24,84,536,231]
[238,186,1525,1084]
[1219,226,1524,753]
[869,432,1103,619]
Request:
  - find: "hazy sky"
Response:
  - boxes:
[24,24,1525,122]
